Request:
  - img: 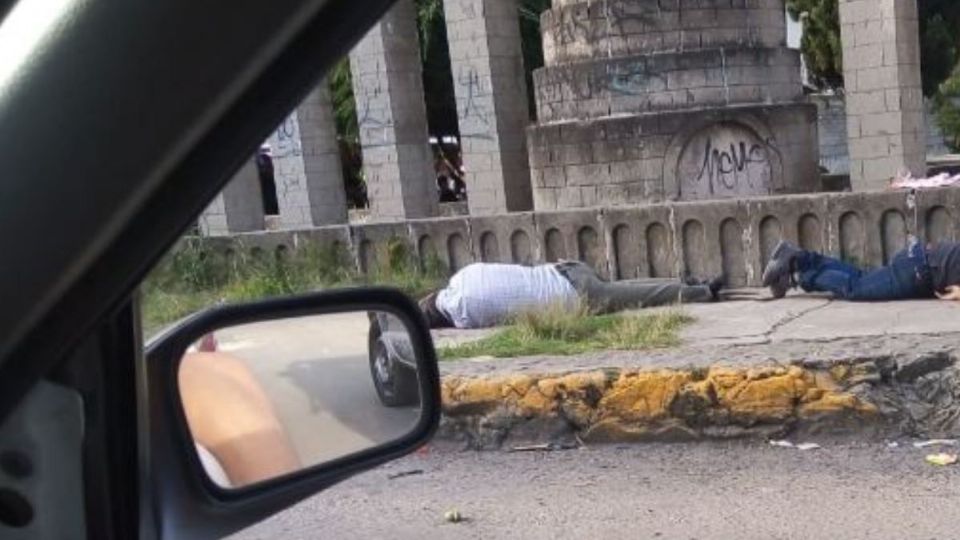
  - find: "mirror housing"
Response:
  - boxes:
[142,287,440,539]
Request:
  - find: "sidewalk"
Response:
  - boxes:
[432,292,960,448]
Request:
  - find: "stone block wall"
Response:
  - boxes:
[198,188,960,289]
[812,93,953,178]
[444,0,533,214]
[541,0,788,66]
[349,0,438,220]
[813,94,852,176]
[298,85,349,225]
[529,104,819,209]
[198,158,265,235]
[839,0,926,189]
[533,48,804,123]
[267,84,349,228]
[527,0,820,210]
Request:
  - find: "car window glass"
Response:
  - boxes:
[139,0,960,537]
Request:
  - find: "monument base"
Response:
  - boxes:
[527,103,819,210]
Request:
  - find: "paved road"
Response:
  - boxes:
[232,440,960,539]
[213,311,420,469]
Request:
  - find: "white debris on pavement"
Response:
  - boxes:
[913,439,959,448]
[769,440,821,450]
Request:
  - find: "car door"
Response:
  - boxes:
[0,0,425,538]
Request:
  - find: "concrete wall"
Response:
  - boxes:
[813,94,852,176]
[533,48,805,124]
[529,104,819,209]
[812,93,953,177]
[541,0,789,68]
[197,188,960,288]
[267,83,348,228]
[839,0,926,189]
[349,0,438,220]
[444,0,533,214]
[198,158,264,235]
[527,0,820,209]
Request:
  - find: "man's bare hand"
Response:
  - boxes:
[935,285,960,301]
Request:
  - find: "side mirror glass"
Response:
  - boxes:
[145,289,439,501]
[178,310,422,489]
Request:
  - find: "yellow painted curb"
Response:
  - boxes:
[440,363,878,442]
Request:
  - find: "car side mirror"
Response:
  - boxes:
[142,287,440,539]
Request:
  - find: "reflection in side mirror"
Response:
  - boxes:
[177,310,422,489]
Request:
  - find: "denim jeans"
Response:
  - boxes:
[796,242,933,301]
[554,261,713,313]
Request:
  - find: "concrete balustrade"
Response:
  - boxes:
[196,188,960,288]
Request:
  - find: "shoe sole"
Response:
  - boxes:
[769,273,790,299]
[761,259,785,287]
[761,241,793,287]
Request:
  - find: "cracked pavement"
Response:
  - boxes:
[433,291,960,378]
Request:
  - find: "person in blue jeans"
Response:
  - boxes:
[761,239,960,301]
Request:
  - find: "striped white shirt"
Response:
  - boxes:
[435,263,579,328]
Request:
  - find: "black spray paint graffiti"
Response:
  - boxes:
[355,83,391,130]
[696,138,770,194]
[458,67,489,125]
[273,116,302,159]
[456,66,494,141]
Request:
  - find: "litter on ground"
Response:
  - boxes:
[925,453,959,466]
[769,440,821,450]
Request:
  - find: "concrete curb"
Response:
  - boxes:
[437,352,959,449]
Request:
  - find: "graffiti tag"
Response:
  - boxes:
[696,138,769,191]
[272,115,302,159]
[677,124,774,199]
[458,67,489,125]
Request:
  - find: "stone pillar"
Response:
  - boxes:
[349,0,438,220]
[839,0,925,190]
[198,158,264,236]
[444,0,533,214]
[267,82,348,228]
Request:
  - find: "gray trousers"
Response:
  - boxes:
[554,261,713,314]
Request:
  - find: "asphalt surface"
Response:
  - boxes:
[232,440,960,539]
[213,311,420,471]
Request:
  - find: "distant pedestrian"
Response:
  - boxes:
[435,152,465,203]
[255,145,280,215]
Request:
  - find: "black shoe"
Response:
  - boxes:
[762,241,801,288]
[769,272,791,299]
[707,275,724,301]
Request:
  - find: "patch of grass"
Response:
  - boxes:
[141,237,446,338]
[511,302,595,342]
[361,239,447,299]
[439,305,693,360]
[140,288,223,336]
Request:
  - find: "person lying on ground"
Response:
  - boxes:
[418,260,724,329]
[761,239,960,301]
